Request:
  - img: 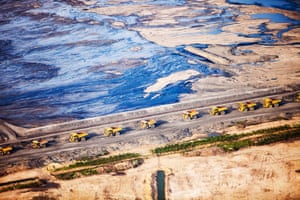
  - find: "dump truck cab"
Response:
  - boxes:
[141,119,156,129]
[183,110,199,120]
[210,106,228,115]
[104,127,122,137]
[69,132,88,142]
[0,146,13,155]
[31,139,48,148]
[238,102,257,112]
[263,98,282,108]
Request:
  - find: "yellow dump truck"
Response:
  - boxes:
[69,132,89,142]
[104,127,122,137]
[238,102,257,112]
[296,93,300,102]
[31,139,48,148]
[263,98,282,108]
[0,146,13,155]
[141,119,156,129]
[210,106,228,115]
[183,110,199,120]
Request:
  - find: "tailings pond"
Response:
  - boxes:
[0,0,299,127]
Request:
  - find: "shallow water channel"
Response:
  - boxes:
[156,170,166,200]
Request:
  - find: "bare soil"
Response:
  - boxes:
[0,117,299,200]
[0,0,299,199]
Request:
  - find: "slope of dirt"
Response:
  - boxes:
[0,119,28,142]
[0,139,299,200]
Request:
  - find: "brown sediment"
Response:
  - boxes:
[87,0,300,101]
[184,46,231,65]
[1,0,300,199]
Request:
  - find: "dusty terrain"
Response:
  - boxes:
[0,118,299,200]
[0,0,300,199]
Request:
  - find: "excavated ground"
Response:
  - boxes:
[0,0,299,199]
[0,116,299,200]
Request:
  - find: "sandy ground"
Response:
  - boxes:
[1,117,299,200]
[144,69,201,94]
[1,135,299,200]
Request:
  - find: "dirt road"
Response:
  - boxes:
[0,90,299,171]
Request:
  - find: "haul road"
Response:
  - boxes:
[0,87,299,168]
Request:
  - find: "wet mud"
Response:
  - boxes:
[0,0,299,127]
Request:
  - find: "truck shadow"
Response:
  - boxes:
[86,133,98,140]
[155,120,168,127]
[121,127,133,134]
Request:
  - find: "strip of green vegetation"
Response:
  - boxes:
[153,125,300,155]
[55,168,98,180]
[152,134,243,154]
[219,128,300,152]
[55,172,78,180]
[80,168,98,176]
[55,158,144,180]
[220,140,254,152]
[255,129,300,145]
[0,180,42,193]
[55,153,140,172]
[0,177,38,187]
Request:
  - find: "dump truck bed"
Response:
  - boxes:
[71,132,88,138]
[1,146,12,152]
[0,146,13,155]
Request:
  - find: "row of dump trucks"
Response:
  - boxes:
[184,97,283,119]
[210,97,283,116]
[68,126,124,142]
[0,96,296,155]
[0,139,50,156]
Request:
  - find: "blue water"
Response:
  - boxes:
[0,0,299,127]
[251,13,300,41]
[252,13,298,24]
[0,0,225,127]
[226,0,300,11]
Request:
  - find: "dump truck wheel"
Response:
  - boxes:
[106,131,113,136]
